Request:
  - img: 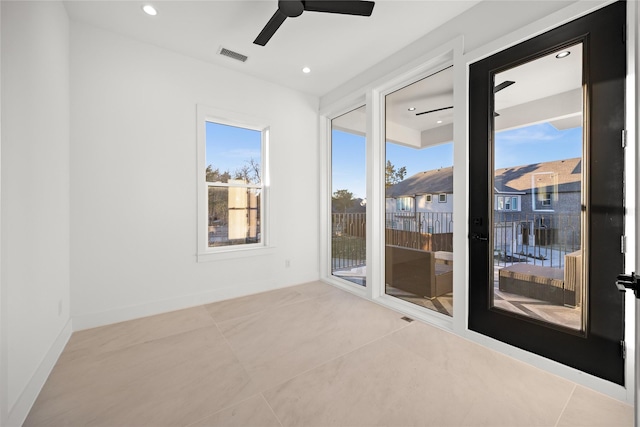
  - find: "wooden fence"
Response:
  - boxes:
[385,229,453,252]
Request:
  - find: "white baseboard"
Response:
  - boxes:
[7,319,72,427]
[71,279,288,331]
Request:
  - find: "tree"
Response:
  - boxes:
[206,165,231,225]
[233,158,261,184]
[206,165,231,183]
[385,160,407,188]
[332,189,355,213]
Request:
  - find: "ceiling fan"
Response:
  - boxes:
[254,1,376,46]
[415,80,515,116]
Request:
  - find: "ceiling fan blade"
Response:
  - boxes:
[303,1,375,16]
[254,9,288,46]
[415,106,453,116]
[494,80,515,93]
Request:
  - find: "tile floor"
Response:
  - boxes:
[25,281,633,427]
[386,285,453,316]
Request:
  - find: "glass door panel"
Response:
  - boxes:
[492,44,584,331]
[384,67,455,316]
[331,106,367,286]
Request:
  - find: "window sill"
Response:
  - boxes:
[197,245,276,263]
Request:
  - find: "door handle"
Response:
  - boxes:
[470,233,488,242]
[616,272,639,298]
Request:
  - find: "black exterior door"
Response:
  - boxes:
[468,1,626,385]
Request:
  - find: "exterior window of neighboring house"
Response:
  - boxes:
[396,197,414,211]
[425,194,432,203]
[438,193,447,203]
[496,195,521,211]
[197,106,268,260]
[532,172,557,210]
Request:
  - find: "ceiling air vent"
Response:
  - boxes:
[218,47,248,63]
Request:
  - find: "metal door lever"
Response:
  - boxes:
[616,272,640,298]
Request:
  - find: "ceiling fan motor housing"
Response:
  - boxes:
[279,1,304,17]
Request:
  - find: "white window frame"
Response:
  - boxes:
[425,194,433,203]
[496,195,522,211]
[196,105,271,262]
[438,193,447,203]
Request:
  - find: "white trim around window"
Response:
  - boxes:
[196,105,273,262]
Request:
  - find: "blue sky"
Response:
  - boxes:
[208,120,581,199]
[332,122,582,199]
[494,122,582,169]
[330,130,453,199]
[206,121,261,174]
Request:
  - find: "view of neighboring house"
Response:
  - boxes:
[386,158,582,260]
[494,157,582,258]
[494,157,581,216]
[385,166,454,234]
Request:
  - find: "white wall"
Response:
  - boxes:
[1,1,71,425]
[70,22,320,328]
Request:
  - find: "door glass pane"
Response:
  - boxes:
[331,106,367,286]
[384,67,454,316]
[492,44,584,331]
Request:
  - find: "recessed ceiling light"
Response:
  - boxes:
[142,5,157,16]
[408,107,416,111]
[302,67,311,74]
[437,120,443,124]
[555,51,570,59]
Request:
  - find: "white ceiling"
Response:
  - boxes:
[63,0,582,149]
[63,0,481,98]
[333,42,582,149]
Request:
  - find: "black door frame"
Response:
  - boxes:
[468,1,626,385]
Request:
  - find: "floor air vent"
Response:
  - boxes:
[401,316,414,323]
[219,47,248,63]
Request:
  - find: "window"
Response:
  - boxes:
[496,195,521,211]
[396,197,414,211]
[331,106,367,286]
[384,65,455,316]
[532,172,557,211]
[197,106,269,259]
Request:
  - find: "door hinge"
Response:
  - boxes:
[622,129,627,148]
[621,341,626,359]
[621,235,627,253]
